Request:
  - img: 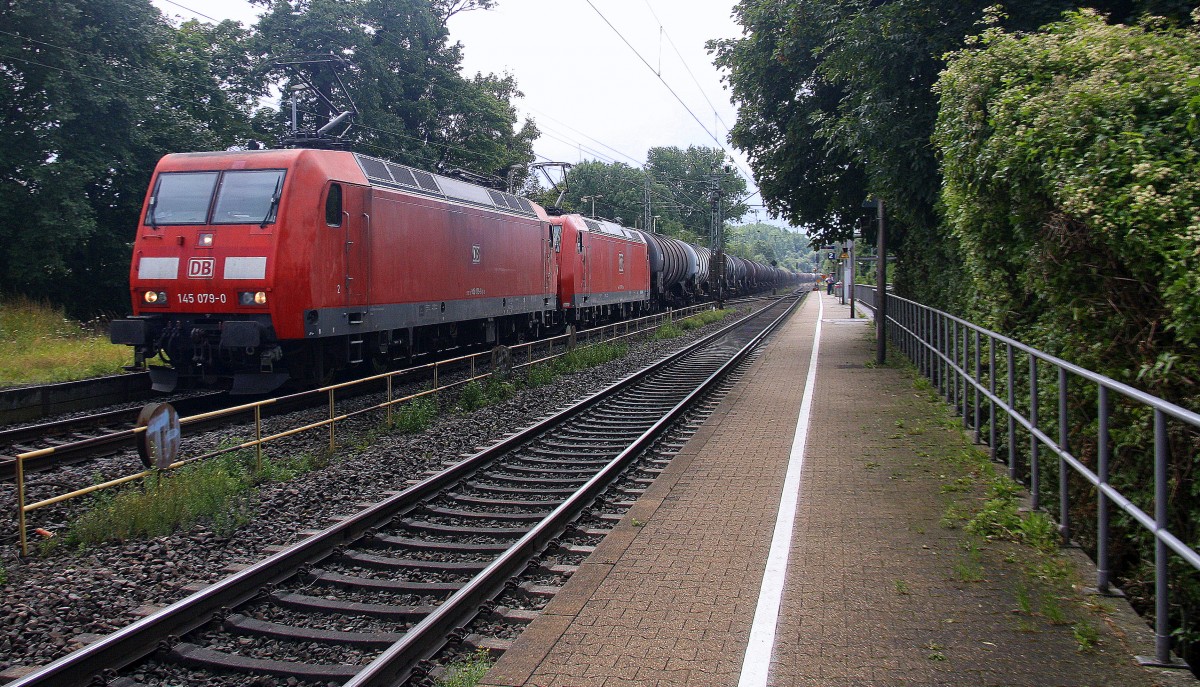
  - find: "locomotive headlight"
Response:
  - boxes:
[143,290,167,305]
[239,291,268,306]
[197,233,214,247]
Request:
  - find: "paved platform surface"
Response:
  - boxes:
[480,292,1191,687]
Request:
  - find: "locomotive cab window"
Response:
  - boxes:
[145,172,218,225]
[325,184,343,226]
[577,233,584,253]
[212,169,286,225]
[549,224,562,253]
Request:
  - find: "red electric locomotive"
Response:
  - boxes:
[110,148,560,393]
[547,213,650,325]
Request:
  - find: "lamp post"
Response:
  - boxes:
[863,197,887,365]
[581,195,603,218]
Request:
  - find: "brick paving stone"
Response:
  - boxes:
[479,293,1195,687]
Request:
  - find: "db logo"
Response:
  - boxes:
[187,258,215,279]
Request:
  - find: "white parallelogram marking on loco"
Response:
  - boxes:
[223,256,267,280]
[738,292,823,687]
[137,257,180,279]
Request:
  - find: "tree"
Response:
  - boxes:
[558,146,748,246]
[561,161,647,226]
[710,0,1198,307]
[251,0,536,181]
[936,9,1200,383]
[725,222,813,271]
[645,145,748,237]
[0,0,261,316]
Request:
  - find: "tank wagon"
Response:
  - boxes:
[110,147,807,393]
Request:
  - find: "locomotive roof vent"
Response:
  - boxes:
[353,153,537,219]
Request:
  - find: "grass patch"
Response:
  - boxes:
[525,341,628,387]
[0,296,130,386]
[652,323,684,340]
[61,440,332,547]
[652,308,733,340]
[436,649,493,687]
[457,378,517,412]
[1073,621,1100,652]
[954,538,985,582]
[678,308,734,330]
[67,449,251,546]
[388,396,439,433]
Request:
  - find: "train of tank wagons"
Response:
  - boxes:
[109,148,812,394]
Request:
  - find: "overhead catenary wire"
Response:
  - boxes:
[12,5,778,229]
[639,0,732,135]
[152,0,766,215]
[580,0,755,184]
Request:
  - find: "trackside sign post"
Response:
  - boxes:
[137,402,181,469]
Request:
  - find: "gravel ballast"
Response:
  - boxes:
[0,306,763,675]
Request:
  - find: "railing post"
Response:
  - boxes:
[988,337,997,459]
[387,375,394,428]
[951,319,958,409]
[960,324,968,427]
[922,306,929,378]
[1030,356,1040,511]
[255,404,263,474]
[17,452,27,557]
[328,388,336,454]
[973,330,981,443]
[939,314,947,397]
[1008,344,1017,481]
[1097,385,1111,594]
[1058,367,1070,544]
[1154,408,1171,665]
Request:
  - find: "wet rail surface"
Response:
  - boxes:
[7,294,802,687]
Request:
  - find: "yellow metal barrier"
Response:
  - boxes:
[12,303,716,555]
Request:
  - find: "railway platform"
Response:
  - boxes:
[479,291,1195,687]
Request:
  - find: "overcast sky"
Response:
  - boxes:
[150,0,792,229]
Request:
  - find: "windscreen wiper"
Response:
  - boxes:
[261,176,283,228]
[147,196,158,229]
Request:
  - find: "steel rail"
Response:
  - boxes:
[7,294,800,687]
[345,296,801,687]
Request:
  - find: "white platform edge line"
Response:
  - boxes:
[737,293,824,687]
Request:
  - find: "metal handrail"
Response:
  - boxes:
[12,304,718,555]
[856,284,1198,667]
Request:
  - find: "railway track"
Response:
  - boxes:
[6,294,800,687]
[0,394,228,481]
[0,299,771,484]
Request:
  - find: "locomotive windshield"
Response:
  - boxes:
[145,169,285,226]
[212,170,285,224]
[146,172,218,225]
